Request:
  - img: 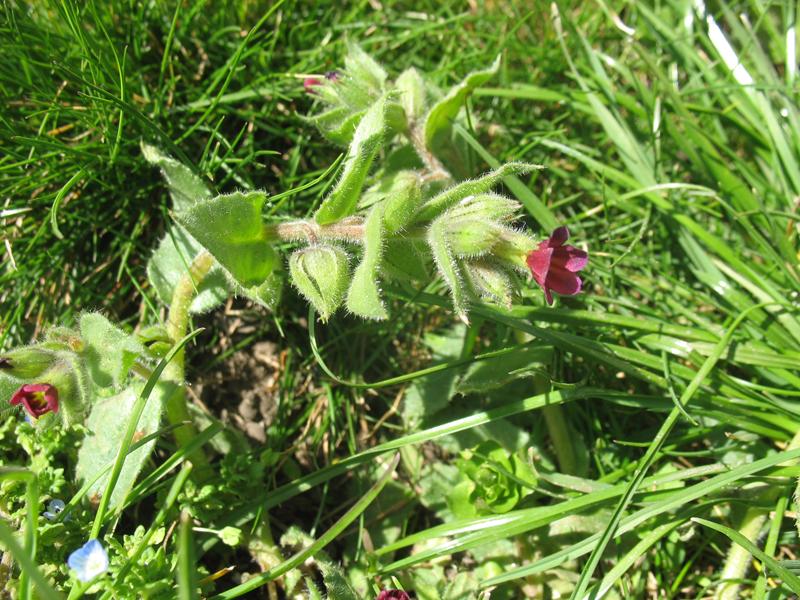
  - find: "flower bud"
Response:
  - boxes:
[443,219,502,257]
[464,260,513,307]
[444,193,520,223]
[0,347,59,379]
[289,245,350,321]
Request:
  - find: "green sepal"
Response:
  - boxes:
[79,313,145,389]
[428,220,469,323]
[438,192,520,223]
[147,225,230,314]
[395,67,427,123]
[344,40,387,94]
[441,219,502,257]
[289,245,350,321]
[315,96,388,225]
[346,206,387,320]
[493,227,537,272]
[176,191,277,287]
[423,54,501,150]
[75,381,169,508]
[463,260,514,307]
[415,162,539,222]
[141,142,211,212]
[0,346,59,379]
[382,171,423,234]
[304,107,364,146]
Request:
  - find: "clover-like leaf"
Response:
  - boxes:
[176,191,277,287]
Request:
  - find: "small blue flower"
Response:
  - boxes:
[67,539,109,582]
[43,499,66,520]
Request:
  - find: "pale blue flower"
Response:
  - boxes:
[43,499,65,520]
[67,539,109,582]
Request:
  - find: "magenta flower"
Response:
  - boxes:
[303,71,339,94]
[376,591,411,600]
[10,383,59,419]
[526,226,588,305]
[303,77,322,93]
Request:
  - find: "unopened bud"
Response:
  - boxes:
[444,193,519,223]
[0,347,59,379]
[464,261,513,307]
[443,219,502,257]
[289,245,350,321]
[383,171,423,234]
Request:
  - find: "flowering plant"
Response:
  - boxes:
[0,40,586,600]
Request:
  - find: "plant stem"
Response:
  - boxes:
[164,250,215,468]
[407,126,451,183]
[716,507,767,600]
[513,330,583,475]
[716,428,800,599]
[541,403,579,476]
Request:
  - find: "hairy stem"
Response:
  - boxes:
[407,126,452,183]
[716,428,800,599]
[164,251,215,468]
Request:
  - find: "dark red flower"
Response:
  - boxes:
[10,383,59,419]
[304,71,339,94]
[303,77,322,93]
[376,591,411,600]
[526,226,588,305]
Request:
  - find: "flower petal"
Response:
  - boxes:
[546,268,583,297]
[549,245,588,272]
[526,246,553,287]
[548,226,570,247]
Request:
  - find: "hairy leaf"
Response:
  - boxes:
[176,191,277,287]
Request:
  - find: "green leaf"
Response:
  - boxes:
[315,96,387,225]
[176,191,277,287]
[383,239,430,281]
[79,313,144,389]
[346,206,387,319]
[395,67,427,123]
[76,382,167,508]
[289,245,350,321]
[237,268,283,310]
[147,225,230,314]
[415,162,539,222]
[423,54,501,150]
[141,142,211,212]
[304,107,364,146]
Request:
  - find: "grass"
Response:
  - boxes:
[1,0,799,598]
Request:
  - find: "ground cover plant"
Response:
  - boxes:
[1,1,799,598]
